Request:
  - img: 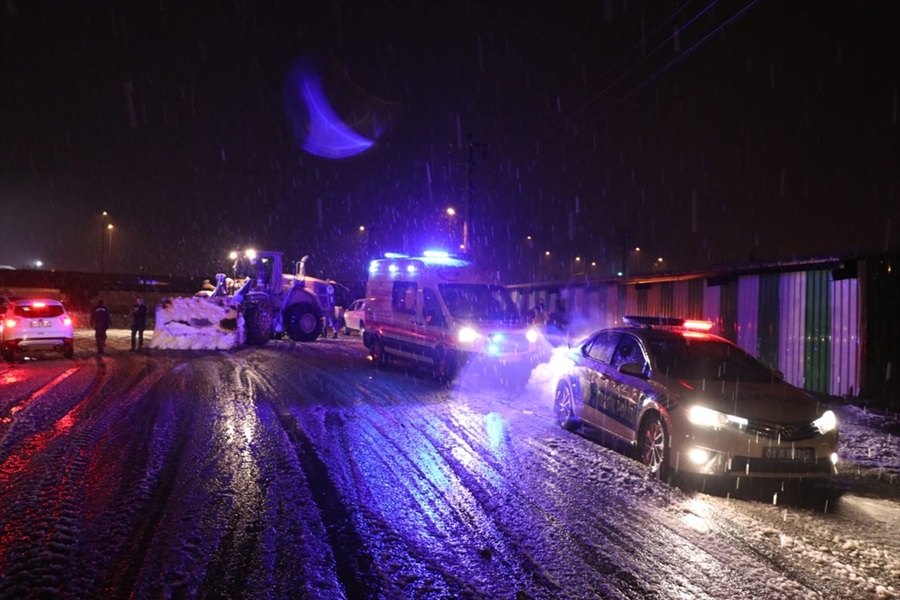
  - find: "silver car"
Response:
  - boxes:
[554,316,839,480]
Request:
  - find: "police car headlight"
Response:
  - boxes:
[687,406,748,429]
[813,410,837,434]
[526,328,539,344]
[458,327,481,344]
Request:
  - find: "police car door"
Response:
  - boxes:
[605,333,651,441]
[579,331,620,432]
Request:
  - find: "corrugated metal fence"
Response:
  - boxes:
[510,253,898,406]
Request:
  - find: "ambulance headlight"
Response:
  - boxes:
[458,327,481,344]
[526,328,539,344]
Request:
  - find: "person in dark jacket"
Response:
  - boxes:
[131,296,148,351]
[91,299,111,355]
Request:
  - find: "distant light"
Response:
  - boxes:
[446,207,456,216]
[634,247,640,252]
[657,257,663,263]
[229,251,238,260]
[358,225,366,232]
[245,249,257,259]
[423,250,449,258]
[107,224,114,230]
[544,251,550,256]
[575,257,581,262]
[34,260,43,268]
[617,271,624,276]
[591,261,597,267]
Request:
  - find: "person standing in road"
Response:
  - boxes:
[91,299,111,355]
[131,296,148,351]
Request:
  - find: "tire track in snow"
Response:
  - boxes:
[252,350,564,598]
[0,357,173,598]
[244,361,383,599]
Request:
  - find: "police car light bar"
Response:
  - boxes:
[623,315,713,331]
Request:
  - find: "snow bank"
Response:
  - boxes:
[149,296,243,350]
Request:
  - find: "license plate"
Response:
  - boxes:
[30,320,51,328]
[764,447,815,461]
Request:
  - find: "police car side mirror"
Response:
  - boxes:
[619,362,648,379]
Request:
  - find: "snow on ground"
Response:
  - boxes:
[23,328,893,599]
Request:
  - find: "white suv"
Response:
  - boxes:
[1,298,75,362]
[342,299,366,335]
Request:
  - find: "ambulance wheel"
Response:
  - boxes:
[433,347,457,383]
[371,336,388,366]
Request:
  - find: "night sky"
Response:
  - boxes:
[1,1,898,284]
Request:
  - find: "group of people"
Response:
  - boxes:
[90,297,148,355]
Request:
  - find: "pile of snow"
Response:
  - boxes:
[149,296,243,350]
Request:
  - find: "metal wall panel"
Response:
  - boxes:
[736,275,760,355]
[830,277,860,397]
[716,281,739,343]
[805,270,832,394]
[702,281,721,331]
[658,282,673,316]
[636,285,649,315]
[688,279,705,319]
[779,272,806,388]
[758,273,781,370]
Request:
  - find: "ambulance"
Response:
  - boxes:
[363,252,543,382]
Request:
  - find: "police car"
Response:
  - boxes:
[553,316,839,480]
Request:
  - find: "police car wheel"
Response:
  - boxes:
[639,412,669,476]
[554,384,578,431]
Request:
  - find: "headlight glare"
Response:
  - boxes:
[687,406,747,429]
[458,327,480,344]
[814,410,837,434]
[526,328,539,344]
[687,406,725,427]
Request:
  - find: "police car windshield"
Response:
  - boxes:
[438,284,520,321]
[646,337,776,383]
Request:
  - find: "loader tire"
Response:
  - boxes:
[244,303,272,345]
[285,303,322,342]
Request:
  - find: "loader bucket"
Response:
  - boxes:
[149,296,244,350]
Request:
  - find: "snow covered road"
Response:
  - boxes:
[1,331,898,599]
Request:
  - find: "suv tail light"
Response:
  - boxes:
[3,318,17,329]
[62,316,72,327]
